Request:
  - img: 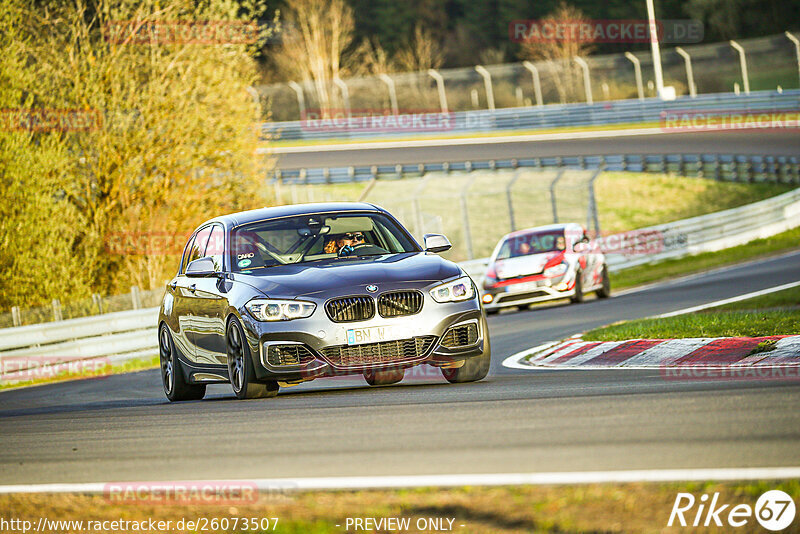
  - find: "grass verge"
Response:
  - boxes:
[612,226,800,290]
[1,481,797,533]
[583,286,800,341]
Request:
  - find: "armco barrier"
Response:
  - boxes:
[1,187,798,377]
[262,90,800,142]
[272,153,800,185]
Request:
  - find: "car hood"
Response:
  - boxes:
[495,251,564,279]
[233,252,462,299]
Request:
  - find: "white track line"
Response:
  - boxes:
[656,280,800,318]
[3,468,800,494]
[265,127,668,154]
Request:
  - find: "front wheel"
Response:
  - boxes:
[441,317,491,383]
[570,271,585,303]
[596,266,611,299]
[227,318,279,400]
[159,324,206,402]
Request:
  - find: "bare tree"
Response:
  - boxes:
[273,0,355,114]
[519,2,595,104]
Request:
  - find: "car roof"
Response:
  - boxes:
[502,223,583,240]
[198,202,385,230]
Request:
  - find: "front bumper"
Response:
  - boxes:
[482,274,574,310]
[238,288,486,381]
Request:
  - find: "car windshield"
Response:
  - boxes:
[230,212,419,271]
[496,230,566,260]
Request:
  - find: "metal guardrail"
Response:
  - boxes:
[263,89,800,142]
[2,187,799,380]
[272,153,800,185]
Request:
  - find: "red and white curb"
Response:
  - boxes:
[503,335,800,371]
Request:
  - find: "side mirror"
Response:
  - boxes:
[423,233,452,253]
[185,257,217,277]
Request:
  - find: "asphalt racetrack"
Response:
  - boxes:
[1,250,798,485]
[273,130,800,169]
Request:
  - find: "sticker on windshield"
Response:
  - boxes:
[238,258,251,268]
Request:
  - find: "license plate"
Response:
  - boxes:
[509,281,541,292]
[346,326,404,345]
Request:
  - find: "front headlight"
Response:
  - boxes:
[245,299,316,321]
[430,276,475,303]
[544,262,568,277]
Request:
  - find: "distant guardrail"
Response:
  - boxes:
[272,153,800,185]
[262,90,800,142]
[2,187,799,380]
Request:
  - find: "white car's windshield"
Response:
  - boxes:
[496,230,567,260]
[230,212,419,271]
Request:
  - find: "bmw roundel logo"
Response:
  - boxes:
[366,284,378,293]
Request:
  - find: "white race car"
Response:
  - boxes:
[481,223,610,313]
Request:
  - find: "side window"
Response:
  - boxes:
[179,235,196,275]
[206,225,224,272]
[183,226,212,273]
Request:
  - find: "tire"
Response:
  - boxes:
[596,265,611,299]
[364,367,405,386]
[226,317,279,400]
[570,270,585,303]
[159,324,206,402]
[485,308,499,316]
[441,317,492,383]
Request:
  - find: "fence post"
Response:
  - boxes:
[333,76,351,115]
[411,173,436,238]
[675,47,696,97]
[378,73,399,115]
[506,170,523,231]
[729,40,750,94]
[460,174,480,260]
[522,61,544,107]
[131,286,141,310]
[287,81,306,118]
[52,299,62,322]
[474,65,495,111]
[787,32,800,89]
[427,69,449,114]
[549,168,566,223]
[11,306,21,327]
[573,57,593,104]
[92,293,103,315]
[624,52,644,101]
[586,166,604,238]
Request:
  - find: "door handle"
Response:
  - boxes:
[189,284,196,293]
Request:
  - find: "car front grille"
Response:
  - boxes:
[266,344,316,366]
[377,291,423,318]
[440,322,479,348]
[325,296,375,323]
[321,336,436,367]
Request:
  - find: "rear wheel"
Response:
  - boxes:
[159,324,205,402]
[570,271,585,303]
[441,317,491,383]
[227,318,279,400]
[364,367,405,386]
[596,266,611,299]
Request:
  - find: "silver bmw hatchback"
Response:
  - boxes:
[158,202,491,401]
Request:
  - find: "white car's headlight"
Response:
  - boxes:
[544,262,568,277]
[430,276,475,303]
[246,299,316,321]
